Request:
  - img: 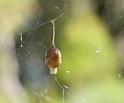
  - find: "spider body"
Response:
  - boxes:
[45,45,62,74]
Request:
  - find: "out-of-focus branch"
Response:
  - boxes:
[0,33,29,103]
[0,0,37,103]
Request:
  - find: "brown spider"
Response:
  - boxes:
[45,21,62,74]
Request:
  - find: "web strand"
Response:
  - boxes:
[53,75,65,103]
[51,20,55,46]
[20,33,23,48]
[20,12,65,34]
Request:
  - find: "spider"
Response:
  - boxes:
[45,20,62,74]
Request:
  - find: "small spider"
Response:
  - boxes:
[45,21,62,74]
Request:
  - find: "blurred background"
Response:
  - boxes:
[0,0,124,103]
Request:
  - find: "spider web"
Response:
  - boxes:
[15,1,70,103]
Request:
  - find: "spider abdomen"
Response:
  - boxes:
[45,45,62,74]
